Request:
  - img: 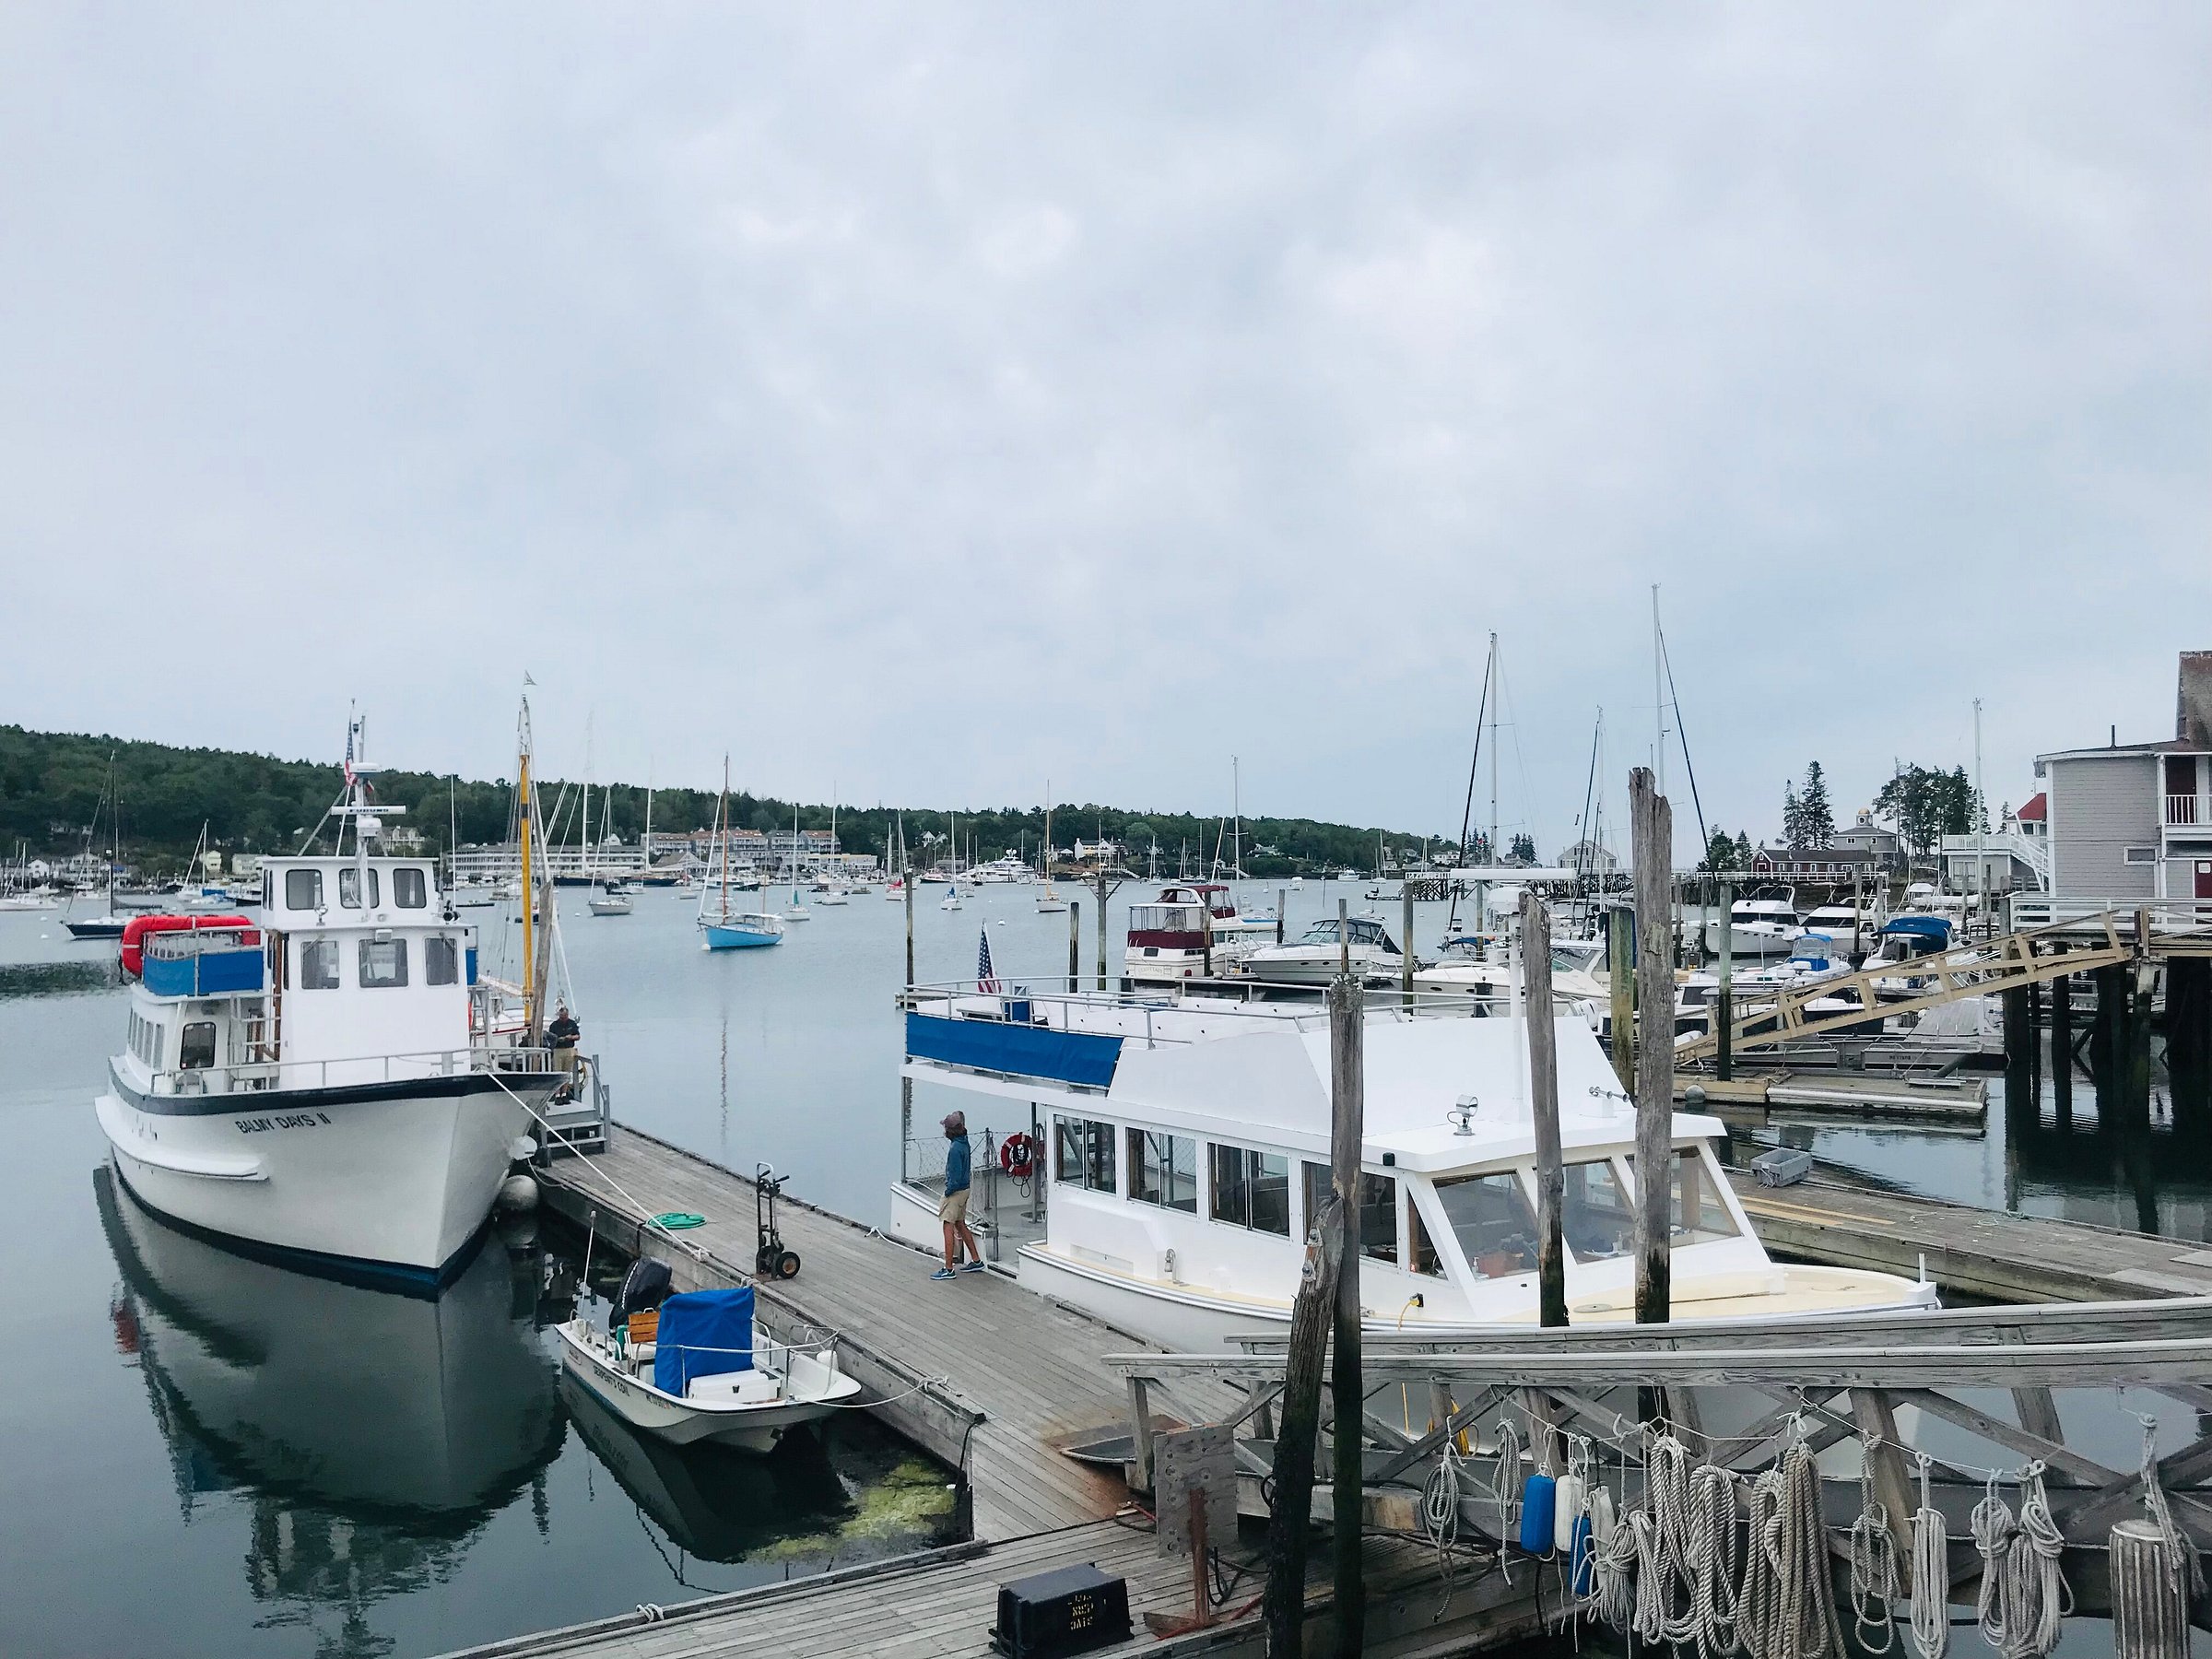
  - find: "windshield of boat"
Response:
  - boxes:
[1560,1158,1634,1261]
[1551,944,1602,974]
[1298,919,1343,943]
[1629,1147,1739,1244]
[1430,1171,1537,1279]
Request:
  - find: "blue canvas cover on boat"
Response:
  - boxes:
[1884,916,1952,940]
[653,1286,754,1397]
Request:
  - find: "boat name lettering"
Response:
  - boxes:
[234,1112,332,1133]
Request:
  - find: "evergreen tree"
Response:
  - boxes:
[1700,828,1739,873]
[1735,831,1756,867]
[1509,831,1536,863]
[1782,782,1805,850]
[1799,761,1834,846]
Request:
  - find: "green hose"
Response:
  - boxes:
[653,1211,707,1230]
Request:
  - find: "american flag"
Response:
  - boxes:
[977,926,1000,994]
[343,716,358,787]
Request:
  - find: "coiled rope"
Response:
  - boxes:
[1420,1434,1470,1610]
[1908,1454,1948,1659]
[1847,1433,1901,1654]
[1491,1417,1525,1584]
[1739,1440,1845,1659]
[1971,1463,2068,1659]
[1686,1459,1745,1659]
[1589,1483,1637,1630]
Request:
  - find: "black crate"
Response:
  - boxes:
[989,1562,1132,1658]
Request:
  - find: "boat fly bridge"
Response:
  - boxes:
[890,978,1934,1350]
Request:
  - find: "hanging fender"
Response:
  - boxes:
[1519,1472,1557,1555]
[1553,1470,1587,1553]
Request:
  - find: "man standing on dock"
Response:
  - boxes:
[933,1111,984,1280]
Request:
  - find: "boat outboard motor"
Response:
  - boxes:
[610,1257,673,1331]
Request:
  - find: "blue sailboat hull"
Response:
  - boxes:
[703,924,782,949]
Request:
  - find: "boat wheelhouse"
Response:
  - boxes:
[95,758,566,1285]
[1702,892,1803,959]
[1124,884,1277,985]
[888,982,1933,1348]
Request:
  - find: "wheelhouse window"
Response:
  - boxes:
[1128,1130,1199,1213]
[424,935,459,986]
[337,866,381,909]
[299,938,340,990]
[1561,1158,1634,1261]
[179,1021,217,1070]
[1053,1116,1116,1194]
[1432,1171,1538,1278]
[1209,1145,1291,1236]
[358,937,408,988]
[1301,1162,1399,1264]
[1633,1148,1740,1245]
[393,867,428,909]
[286,868,323,911]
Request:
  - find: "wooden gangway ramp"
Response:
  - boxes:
[537,1124,1176,1541]
[1729,1168,2212,1301]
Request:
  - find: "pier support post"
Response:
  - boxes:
[1326,976,1366,1658]
[903,863,915,988]
[2091,963,2123,1084]
[1097,869,1109,991]
[2051,943,2074,1125]
[2167,958,2212,1125]
[1068,901,1080,993]
[1401,884,1415,1010]
[1523,891,1567,1328]
[1263,1200,1342,1658]
[1716,882,1734,1083]
[1631,768,1673,1328]
[1276,888,1286,946]
[2003,984,2033,1071]
[1609,907,1634,1089]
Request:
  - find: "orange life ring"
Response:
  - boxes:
[1000,1133,1038,1179]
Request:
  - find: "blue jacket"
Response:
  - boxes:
[945,1135,972,1194]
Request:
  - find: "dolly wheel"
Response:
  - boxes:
[774,1250,801,1280]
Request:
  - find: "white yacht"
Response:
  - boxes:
[94,754,564,1286]
[1240,912,1406,986]
[889,983,1934,1349]
[1124,884,1278,985]
[1702,893,1802,959]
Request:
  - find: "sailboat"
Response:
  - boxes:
[698,760,783,950]
[780,801,810,922]
[885,815,909,900]
[65,756,131,939]
[813,796,848,905]
[587,783,632,914]
[1035,783,1067,913]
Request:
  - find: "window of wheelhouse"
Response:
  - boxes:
[179,1021,217,1070]
[1128,1130,1198,1212]
[337,866,380,909]
[1053,1116,1116,1194]
[1432,1171,1537,1279]
[359,936,408,988]
[1561,1158,1633,1261]
[1301,1162,1399,1263]
[286,868,323,911]
[299,938,340,989]
[1629,1147,1739,1245]
[425,935,459,986]
[1209,1145,1290,1236]
[393,867,428,909]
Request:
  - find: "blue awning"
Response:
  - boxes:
[905,1010,1124,1089]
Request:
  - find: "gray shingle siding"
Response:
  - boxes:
[2049,755,2158,898]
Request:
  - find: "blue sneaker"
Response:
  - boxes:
[960,1260,987,1274]
[931,1267,959,1281]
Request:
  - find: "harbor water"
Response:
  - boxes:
[0,881,2204,1657]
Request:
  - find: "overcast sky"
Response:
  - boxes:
[3,5,2206,854]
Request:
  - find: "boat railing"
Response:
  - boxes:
[899,977,1590,1041]
[144,1042,559,1097]
[140,925,262,959]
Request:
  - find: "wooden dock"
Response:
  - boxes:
[1727,1168,2212,1301]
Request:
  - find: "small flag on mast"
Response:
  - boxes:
[977,926,1000,994]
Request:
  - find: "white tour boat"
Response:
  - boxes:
[1240,912,1406,985]
[557,1286,862,1453]
[1124,884,1278,984]
[889,981,1935,1350]
[93,744,566,1286]
[1702,892,1803,959]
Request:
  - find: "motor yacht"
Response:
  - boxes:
[1240,912,1405,985]
[1702,893,1802,959]
[888,982,1935,1349]
[1124,884,1278,985]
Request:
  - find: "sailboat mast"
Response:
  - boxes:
[518,702,535,1010]
[1488,632,1500,864]
[719,759,731,923]
[1232,755,1241,881]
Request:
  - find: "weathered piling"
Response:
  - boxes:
[1400,884,1415,1010]
[2168,957,2211,1121]
[903,862,916,987]
[1326,976,1365,1657]
[1608,908,1634,1089]
[1067,900,1080,990]
[1095,869,1109,991]
[1716,881,1734,1083]
[1630,767,1672,1326]
[1264,1200,1342,1658]
[1522,890,1567,1328]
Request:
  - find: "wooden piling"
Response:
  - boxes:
[2051,942,2073,1123]
[1277,888,1287,946]
[1263,1196,1343,1658]
[1068,900,1081,992]
[1608,907,1634,1089]
[1631,767,1672,1326]
[1716,881,1734,1083]
[1338,897,1350,978]
[1522,891,1567,1328]
[1327,976,1365,1658]
[1401,884,1415,1009]
[903,861,916,988]
[1096,869,1109,991]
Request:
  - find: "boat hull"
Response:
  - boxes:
[97,1069,545,1285]
[1702,922,1798,958]
[702,924,781,948]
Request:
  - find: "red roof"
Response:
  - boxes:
[2015,793,2047,822]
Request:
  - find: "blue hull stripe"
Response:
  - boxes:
[905,1011,1123,1089]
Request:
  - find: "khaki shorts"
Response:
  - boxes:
[938,1186,971,1224]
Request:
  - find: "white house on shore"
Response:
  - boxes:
[2034,651,2212,905]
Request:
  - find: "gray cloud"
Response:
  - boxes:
[2,3,2205,853]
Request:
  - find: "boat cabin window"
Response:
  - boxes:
[424,935,460,986]
[299,938,341,990]
[393,867,428,909]
[1431,1171,1537,1279]
[1053,1116,1116,1194]
[1209,1145,1291,1236]
[337,867,380,910]
[359,937,408,988]
[1127,1130,1199,1213]
[286,868,324,911]
[1298,919,1343,944]
[1301,1162,1398,1263]
[178,1020,217,1070]
[1561,1159,1634,1261]
[1631,1149,1739,1245]
[1552,946,1600,975]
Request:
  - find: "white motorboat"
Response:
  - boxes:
[93,728,565,1286]
[889,982,1936,1350]
[1124,884,1277,984]
[1864,914,1961,999]
[1239,912,1405,985]
[1798,904,1871,956]
[0,887,59,911]
[1702,894,1802,959]
[556,1287,862,1453]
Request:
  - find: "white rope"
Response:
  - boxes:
[1420,1434,1470,1611]
[2135,1416,2203,1606]
[1491,1417,1524,1584]
[1686,1460,1744,1659]
[1972,1464,2068,1659]
[1739,1440,1845,1659]
[1589,1482,1637,1631]
[1908,1454,1948,1659]
[1632,1428,1699,1648]
[1847,1434,1901,1654]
